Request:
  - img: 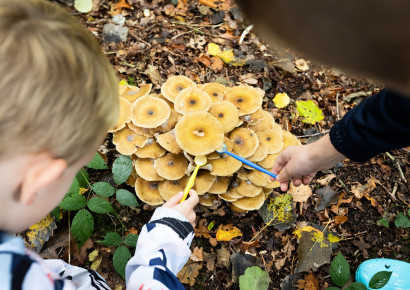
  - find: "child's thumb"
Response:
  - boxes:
[163,191,184,207]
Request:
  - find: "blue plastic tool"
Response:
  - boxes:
[216,144,277,179]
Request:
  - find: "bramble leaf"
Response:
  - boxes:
[394,212,410,228]
[296,100,324,124]
[59,193,86,211]
[87,197,114,214]
[86,153,108,169]
[98,232,122,247]
[112,155,133,185]
[344,282,367,290]
[113,246,132,279]
[330,252,350,287]
[239,266,271,290]
[123,234,139,247]
[71,209,94,248]
[116,189,139,207]
[92,182,116,198]
[76,169,89,188]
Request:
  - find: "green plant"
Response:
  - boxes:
[56,153,139,278]
[239,266,271,290]
[377,208,410,229]
[327,251,392,289]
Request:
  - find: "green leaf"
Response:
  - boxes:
[113,246,132,279]
[377,218,389,228]
[369,271,392,289]
[68,177,80,195]
[86,152,108,169]
[116,189,139,207]
[239,266,271,290]
[112,155,133,185]
[344,282,367,290]
[123,234,139,247]
[76,168,89,188]
[394,212,410,228]
[329,252,350,287]
[71,209,94,248]
[50,207,61,223]
[92,182,116,197]
[59,193,86,211]
[98,232,122,247]
[87,197,113,214]
[296,100,324,124]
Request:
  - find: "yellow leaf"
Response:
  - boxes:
[208,43,221,56]
[79,187,88,195]
[118,79,128,86]
[26,214,57,252]
[272,93,290,109]
[89,249,99,262]
[91,257,102,271]
[216,224,242,241]
[219,49,246,66]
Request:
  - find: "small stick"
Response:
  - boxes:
[376,180,397,201]
[296,130,330,138]
[239,24,254,45]
[385,152,408,183]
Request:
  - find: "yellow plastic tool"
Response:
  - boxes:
[180,155,207,203]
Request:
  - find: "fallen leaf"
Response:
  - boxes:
[111,0,131,15]
[258,194,297,231]
[231,253,257,282]
[295,59,310,71]
[315,186,338,212]
[316,174,336,186]
[25,214,57,253]
[239,266,271,290]
[209,237,218,246]
[195,219,212,238]
[240,240,259,254]
[203,251,216,271]
[288,183,313,203]
[330,193,353,214]
[91,257,102,271]
[40,227,69,259]
[210,56,224,71]
[352,237,370,258]
[272,93,290,109]
[296,273,319,290]
[197,54,211,67]
[89,249,99,262]
[334,215,348,226]
[177,259,202,286]
[216,244,231,268]
[199,0,218,9]
[216,224,242,241]
[296,100,324,125]
[190,247,204,262]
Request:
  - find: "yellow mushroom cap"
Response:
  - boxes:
[149,109,180,134]
[128,123,154,137]
[227,187,244,199]
[132,96,171,129]
[126,166,138,187]
[108,97,133,132]
[113,125,149,155]
[135,138,166,159]
[158,176,189,201]
[257,153,279,169]
[161,75,197,103]
[219,193,238,202]
[156,93,174,108]
[199,194,220,206]
[248,144,269,162]
[248,109,275,132]
[229,128,259,158]
[264,180,280,189]
[154,153,188,180]
[232,192,265,210]
[282,130,301,149]
[175,112,224,156]
[247,169,272,187]
[224,85,263,116]
[209,155,242,176]
[174,87,212,115]
[256,125,284,154]
[236,179,263,197]
[135,178,164,206]
[193,171,216,195]
[229,203,248,213]
[207,137,233,160]
[236,168,250,180]
[155,129,182,154]
[208,176,231,194]
[201,82,226,103]
[123,84,152,103]
[208,101,239,133]
[134,158,164,181]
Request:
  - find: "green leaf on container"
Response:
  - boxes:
[123,234,139,247]
[330,252,350,287]
[71,209,94,248]
[87,197,114,214]
[296,100,324,124]
[394,212,410,228]
[98,232,122,247]
[239,266,271,290]
[369,271,392,289]
[344,282,367,290]
[113,246,132,279]
[116,189,139,207]
[86,152,108,169]
[92,182,116,197]
[59,193,86,211]
[112,155,133,185]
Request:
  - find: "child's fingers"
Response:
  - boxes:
[184,189,199,208]
[292,178,302,187]
[163,191,184,207]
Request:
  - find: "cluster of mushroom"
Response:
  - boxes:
[109,76,301,212]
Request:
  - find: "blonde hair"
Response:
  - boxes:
[0,0,118,164]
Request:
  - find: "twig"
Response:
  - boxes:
[129,31,151,47]
[239,24,253,45]
[385,152,408,183]
[170,21,225,28]
[376,180,397,201]
[296,130,330,138]
[342,231,367,240]
[392,182,398,197]
[336,92,340,120]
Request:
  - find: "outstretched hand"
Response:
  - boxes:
[162,190,199,227]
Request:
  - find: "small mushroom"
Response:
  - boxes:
[282,130,301,149]
[207,137,233,159]
[134,138,166,159]
[149,109,180,134]
[209,155,242,176]
[135,178,164,206]
[236,179,263,197]
[227,187,244,199]
[161,75,197,103]
[249,109,275,132]
[175,112,224,156]
[208,176,230,194]
[248,144,269,162]
[128,123,154,137]
[208,101,239,133]
[174,87,212,115]
[224,85,263,116]
[201,82,226,103]
[264,180,280,189]
[257,153,279,169]
[154,153,188,180]
[132,96,171,128]
[134,158,164,181]
[156,93,174,108]
[112,125,148,155]
[256,125,284,154]
[123,84,152,103]
[158,176,189,201]
[229,127,259,158]
[155,129,181,154]
[219,193,238,202]
[231,192,265,211]
[247,169,271,187]
[108,97,133,132]
[193,171,217,195]
[199,194,220,207]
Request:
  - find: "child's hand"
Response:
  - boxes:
[162,190,199,227]
[271,134,345,191]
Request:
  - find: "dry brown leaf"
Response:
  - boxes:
[195,219,212,239]
[288,183,312,203]
[297,273,319,290]
[203,251,216,271]
[210,56,224,71]
[330,193,353,214]
[190,247,204,262]
[209,237,218,247]
[216,245,231,268]
[177,259,202,286]
[216,224,242,241]
[316,174,336,186]
[240,240,259,254]
[334,215,348,226]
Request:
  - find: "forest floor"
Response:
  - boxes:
[40,0,410,289]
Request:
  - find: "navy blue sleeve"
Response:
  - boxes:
[329,88,410,162]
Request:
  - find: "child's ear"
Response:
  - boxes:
[20,155,67,206]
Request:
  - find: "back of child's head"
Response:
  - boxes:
[0,0,118,165]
